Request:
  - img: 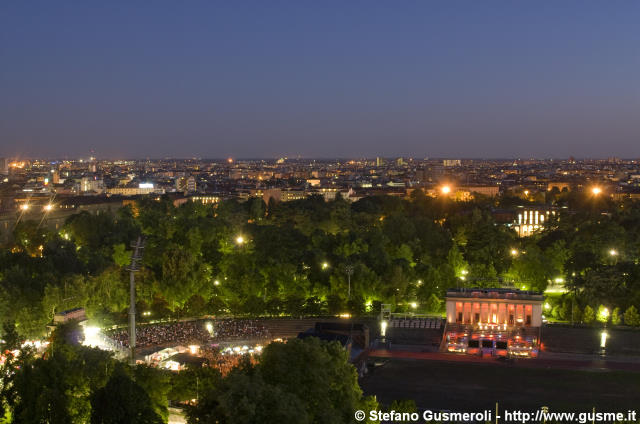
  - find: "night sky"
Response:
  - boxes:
[1,1,639,159]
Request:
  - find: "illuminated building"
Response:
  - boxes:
[512,206,556,237]
[107,185,163,196]
[189,195,220,205]
[80,176,105,193]
[262,188,307,203]
[175,176,196,193]
[444,288,543,357]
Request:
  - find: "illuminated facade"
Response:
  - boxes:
[512,206,556,237]
[444,288,543,357]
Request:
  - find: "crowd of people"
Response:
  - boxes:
[211,319,269,340]
[108,319,270,349]
[200,345,260,376]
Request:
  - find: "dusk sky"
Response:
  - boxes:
[1,1,639,159]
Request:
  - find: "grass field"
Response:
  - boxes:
[360,358,640,412]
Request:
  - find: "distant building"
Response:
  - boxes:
[263,188,306,203]
[107,185,163,196]
[547,181,571,192]
[511,206,556,237]
[443,159,461,167]
[189,195,220,205]
[0,158,8,175]
[458,185,499,198]
[175,176,196,193]
[80,176,105,193]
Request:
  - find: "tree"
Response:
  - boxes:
[424,294,442,314]
[596,305,609,324]
[91,366,164,424]
[388,399,417,414]
[611,307,621,326]
[582,305,595,324]
[216,371,309,424]
[0,320,21,352]
[258,338,373,423]
[189,338,377,424]
[623,306,640,327]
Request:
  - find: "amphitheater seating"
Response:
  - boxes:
[389,317,443,330]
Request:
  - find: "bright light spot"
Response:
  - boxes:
[441,185,451,194]
[227,158,233,163]
[339,313,351,319]
[521,285,526,290]
[599,307,610,322]
[417,279,423,285]
[600,331,608,348]
[189,345,199,355]
[84,326,99,337]
[255,345,263,352]
[322,262,329,270]
[235,235,245,245]
[510,249,518,256]
[20,204,30,211]
[523,190,529,196]
[544,302,551,310]
[459,276,466,281]
[410,302,417,309]
[609,249,618,256]
[592,187,602,195]
[43,204,53,211]
[214,280,220,286]
[461,270,468,275]
[380,320,388,337]
[554,277,564,284]
[142,311,151,316]
[205,322,213,333]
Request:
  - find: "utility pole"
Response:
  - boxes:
[345,265,354,300]
[127,237,145,366]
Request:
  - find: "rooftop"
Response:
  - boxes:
[446,288,544,301]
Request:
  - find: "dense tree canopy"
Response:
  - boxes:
[2,192,640,337]
[187,337,377,424]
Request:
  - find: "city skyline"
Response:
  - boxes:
[2,1,639,158]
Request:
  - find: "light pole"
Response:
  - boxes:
[345,265,354,300]
[127,237,145,366]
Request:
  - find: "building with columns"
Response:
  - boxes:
[444,288,544,357]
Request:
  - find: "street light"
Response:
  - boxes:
[441,185,451,195]
[20,204,30,211]
[609,249,618,256]
[592,187,602,195]
[322,262,329,270]
[345,265,354,300]
[43,204,53,212]
[235,235,245,245]
[599,307,610,322]
[214,280,220,286]
[410,302,417,309]
[510,249,519,256]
